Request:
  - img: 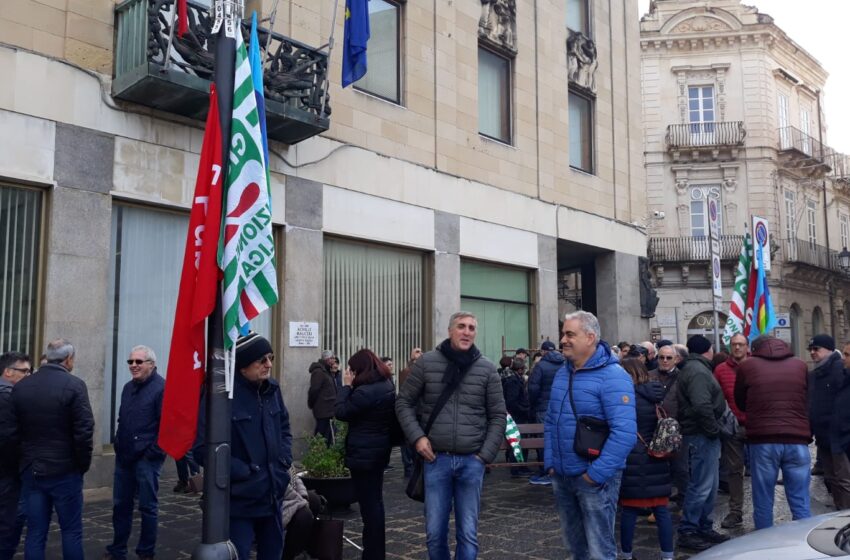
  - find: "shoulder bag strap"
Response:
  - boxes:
[568,371,578,420]
[422,371,465,436]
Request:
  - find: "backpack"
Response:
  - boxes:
[638,404,682,459]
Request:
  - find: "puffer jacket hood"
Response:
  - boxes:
[544,341,637,484]
[528,351,566,415]
[752,338,794,360]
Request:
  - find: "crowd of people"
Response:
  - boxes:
[2,311,850,559]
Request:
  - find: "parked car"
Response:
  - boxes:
[692,511,850,559]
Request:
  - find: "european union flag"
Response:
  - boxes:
[342,0,370,87]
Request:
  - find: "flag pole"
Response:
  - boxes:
[192,1,238,558]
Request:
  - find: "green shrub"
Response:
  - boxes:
[301,420,349,478]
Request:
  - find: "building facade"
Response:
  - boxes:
[641,0,850,355]
[0,0,646,486]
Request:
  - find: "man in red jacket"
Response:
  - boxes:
[713,333,748,528]
[735,335,811,530]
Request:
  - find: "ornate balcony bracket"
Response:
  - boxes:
[567,30,597,94]
[113,0,330,144]
[478,0,517,56]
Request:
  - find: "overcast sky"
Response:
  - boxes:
[636,0,850,155]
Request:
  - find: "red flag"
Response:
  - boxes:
[158,85,222,459]
[177,0,188,38]
[742,259,758,338]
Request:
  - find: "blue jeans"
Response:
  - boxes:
[106,457,163,559]
[551,472,622,560]
[749,443,811,529]
[230,514,284,560]
[0,475,25,560]
[21,470,84,560]
[424,453,485,560]
[620,505,673,556]
[679,434,721,535]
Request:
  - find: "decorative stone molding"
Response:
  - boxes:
[479,0,517,56]
[672,166,691,194]
[567,30,598,93]
[681,264,690,284]
[720,163,740,192]
[671,15,733,34]
[677,203,690,236]
[671,64,731,125]
[724,202,738,234]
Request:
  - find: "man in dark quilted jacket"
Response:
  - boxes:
[396,311,506,560]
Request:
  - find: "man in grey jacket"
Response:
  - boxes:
[396,311,506,560]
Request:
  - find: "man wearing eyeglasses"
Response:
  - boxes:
[11,338,94,560]
[196,332,292,560]
[104,345,165,560]
[649,343,688,504]
[0,352,31,560]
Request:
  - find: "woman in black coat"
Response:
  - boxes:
[334,348,396,560]
[619,358,674,560]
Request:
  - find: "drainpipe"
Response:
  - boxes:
[816,90,836,338]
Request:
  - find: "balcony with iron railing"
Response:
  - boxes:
[777,127,832,177]
[666,122,746,149]
[113,0,330,144]
[782,237,843,272]
[648,235,745,263]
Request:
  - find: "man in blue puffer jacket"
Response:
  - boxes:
[544,311,636,560]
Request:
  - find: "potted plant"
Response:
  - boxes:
[299,421,356,509]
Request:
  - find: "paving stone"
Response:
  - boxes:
[21,449,838,559]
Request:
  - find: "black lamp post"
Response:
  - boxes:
[839,247,850,273]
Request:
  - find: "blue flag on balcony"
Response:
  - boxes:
[249,13,269,170]
[342,0,370,87]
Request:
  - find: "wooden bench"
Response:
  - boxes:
[490,423,545,468]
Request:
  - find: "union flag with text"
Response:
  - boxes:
[219,31,279,357]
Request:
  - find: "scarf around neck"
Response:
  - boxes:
[437,339,481,386]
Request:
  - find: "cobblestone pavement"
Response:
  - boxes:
[28,449,838,559]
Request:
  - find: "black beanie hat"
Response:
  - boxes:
[235,332,273,370]
[686,335,712,355]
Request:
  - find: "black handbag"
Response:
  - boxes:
[568,372,610,460]
[405,376,464,502]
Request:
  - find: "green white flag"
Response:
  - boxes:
[219,31,279,389]
[505,413,524,462]
[722,233,752,346]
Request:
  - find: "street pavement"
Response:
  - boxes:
[25,448,838,559]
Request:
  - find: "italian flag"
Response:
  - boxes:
[219,31,279,390]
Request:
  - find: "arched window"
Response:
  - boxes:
[813,306,825,337]
[790,303,802,357]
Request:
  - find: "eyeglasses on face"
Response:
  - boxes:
[8,366,31,375]
[255,354,275,365]
[127,359,152,365]
[657,356,676,361]
[730,342,747,348]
